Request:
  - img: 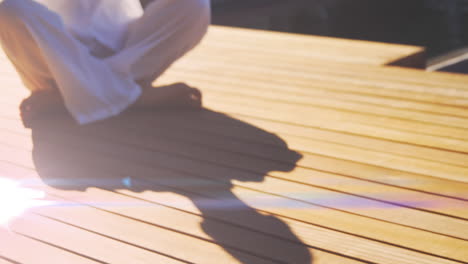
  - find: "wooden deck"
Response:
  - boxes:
[0,25,467,264]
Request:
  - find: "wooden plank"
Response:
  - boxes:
[0,148,362,263]
[65,189,462,264]
[0,122,322,263]
[29,120,467,238]
[0,71,468,199]
[33,192,350,264]
[165,73,468,130]
[19,110,468,170]
[6,85,468,157]
[122,111,468,173]
[169,58,468,107]
[182,34,462,91]
[166,69,468,119]
[204,26,425,67]
[1,115,467,222]
[193,94,468,182]
[1,117,467,219]
[0,168,363,263]
[3,81,463,165]
[9,214,189,264]
[202,95,468,155]
[0,258,16,264]
[3,172,288,264]
[154,79,468,183]
[15,209,269,264]
[3,103,468,186]
[0,24,467,264]
[0,227,102,264]
[0,257,17,264]
[1,157,466,264]
[175,69,468,119]
[5,69,468,134]
[0,125,466,263]
[84,114,468,215]
[2,96,466,197]
[0,169,359,264]
[0,114,466,226]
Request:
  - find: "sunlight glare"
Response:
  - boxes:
[0,177,53,227]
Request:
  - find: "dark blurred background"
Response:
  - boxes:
[139,0,468,70]
[208,0,467,59]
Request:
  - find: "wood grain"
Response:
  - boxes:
[0,25,467,264]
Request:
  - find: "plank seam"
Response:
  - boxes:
[15,232,109,264]
[168,71,468,119]
[2,130,468,237]
[5,139,468,243]
[222,110,468,157]
[114,187,468,264]
[176,66,468,108]
[0,256,21,264]
[2,154,466,262]
[44,194,295,264]
[33,213,197,264]
[211,95,468,142]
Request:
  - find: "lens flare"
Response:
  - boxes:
[0,177,53,227]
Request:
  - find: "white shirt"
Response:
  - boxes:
[36,0,144,51]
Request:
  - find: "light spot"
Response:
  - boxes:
[122,177,132,188]
[0,178,53,227]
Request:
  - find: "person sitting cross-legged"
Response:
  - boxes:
[0,0,210,127]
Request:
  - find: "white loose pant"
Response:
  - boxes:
[0,0,210,124]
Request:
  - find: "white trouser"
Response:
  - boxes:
[0,0,210,124]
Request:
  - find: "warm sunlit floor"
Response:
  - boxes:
[0,26,468,264]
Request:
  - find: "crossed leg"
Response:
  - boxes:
[19,82,203,127]
[0,0,210,127]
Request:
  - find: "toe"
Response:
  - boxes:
[188,88,203,109]
[190,87,202,100]
[20,96,33,112]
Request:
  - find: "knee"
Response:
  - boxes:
[194,0,211,20]
[186,0,211,35]
[181,0,211,24]
[191,0,210,11]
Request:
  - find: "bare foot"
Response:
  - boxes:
[20,83,202,128]
[20,90,67,128]
[132,83,203,110]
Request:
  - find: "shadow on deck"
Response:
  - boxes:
[30,107,312,263]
